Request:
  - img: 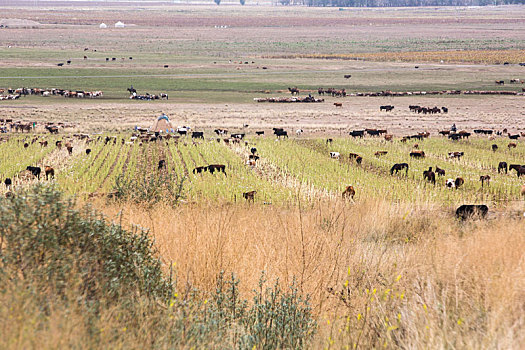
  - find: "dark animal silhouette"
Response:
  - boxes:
[342,185,355,200]
[191,131,204,139]
[86,148,91,155]
[390,163,409,175]
[4,178,12,188]
[435,166,445,177]
[26,166,41,179]
[455,177,465,189]
[158,160,166,170]
[193,166,207,174]
[480,175,491,187]
[410,151,425,158]
[207,164,226,175]
[498,162,508,174]
[243,190,256,202]
[492,144,498,152]
[423,167,436,185]
[456,205,488,220]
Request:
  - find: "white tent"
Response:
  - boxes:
[114,21,125,28]
[99,23,107,29]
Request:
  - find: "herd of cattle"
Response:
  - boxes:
[2,123,525,217]
[0,87,103,100]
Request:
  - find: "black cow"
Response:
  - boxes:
[349,130,365,138]
[158,159,166,170]
[498,162,508,174]
[191,131,204,139]
[250,147,257,155]
[255,131,265,136]
[4,178,12,188]
[26,166,41,179]
[456,205,489,220]
[390,163,409,175]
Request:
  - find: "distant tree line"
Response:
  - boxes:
[279,0,524,6]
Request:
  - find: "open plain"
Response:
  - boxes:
[0,3,524,349]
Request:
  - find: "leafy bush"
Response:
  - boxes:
[112,171,186,207]
[0,185,316,348]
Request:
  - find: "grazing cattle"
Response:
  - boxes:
[66,146,73,155]
[4,178,12,188]
[438,130,450,136]
[342,185,355,200]
[514,166,525,178]
[435,166,445,177]
[410,151,425,158]
[86,148,91,155]
[510,79,521,84]
[193,166,207,174]
[423,167,436,185]
[250,147,257,155]
[456,205,489,220]
[374,151,388,157]
[56,141,62,149]
[274,130,288,139]
[191,131,204,139]
[446,178,456,188]
[330,152,340,159]
[296,129,303,136]
[384,134,393,141]
[344,74,352,79]
[214,129,228,136]
[249,155,259,161]
[509,134,520,140]
[508,142,517,149]
[39,140,48,147]
[498,161,508,174]
[255,131,264,136]
[26,166,41,179]
[334,102,343,108]
[380,105,394,112]
[326,138,333,144]
[44,166,55,180]
[45,125,59,134]
[441,107,448,113]
[232,133,245,140]
[24,143,29,149]
[492,144,498,152]
[349,130,365,138]
[243,190,256,202]
[348,153,360,160]
[455,177,465,189]
[288,87,299,95]
[390,163,409,176]
[448,151,464,159]
[509,164,524,175]
[480,175,491,188]
[158,160,166,170]
[495,80,504,85]
[57,63,64,67]
[413,144,419,149]
[207,164,226,175]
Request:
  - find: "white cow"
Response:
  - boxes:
[330,152,340,159]
[446,179,455,188]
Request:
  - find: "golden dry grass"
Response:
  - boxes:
[279,50,525,65]
[97,198,525,348]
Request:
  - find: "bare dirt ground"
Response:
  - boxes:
[2,95,523,135]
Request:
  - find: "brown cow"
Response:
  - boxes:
[334,103,343,108]
[423,167,436,185]
[384,134,393,141]
[374,151,388,157]
[491,144,498,152]
[508,142,517,149]
[45,166,55,180]
[207,164,226,175]
[455,177,465,189]
[66,146,73,155]
[342,185,355,200]
[243,190,256,202]
[56,140,62,149]
[410,150,425,158]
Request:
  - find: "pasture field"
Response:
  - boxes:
[1,4,525,349]
[2,132,525,207]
